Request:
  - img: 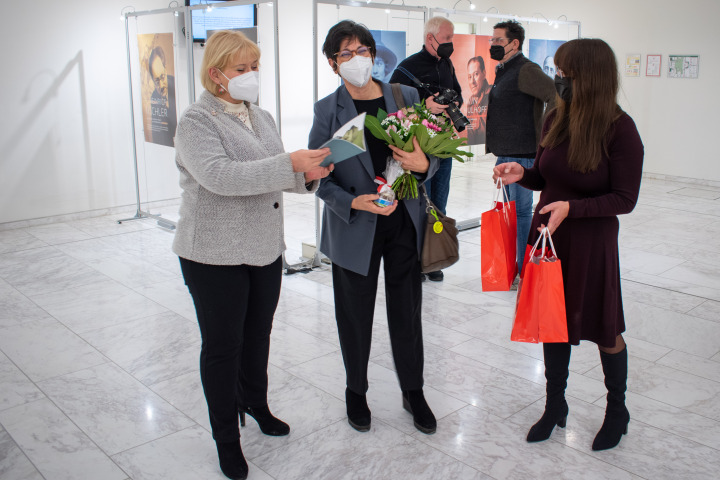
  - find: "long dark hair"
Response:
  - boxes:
[541,38,623,173]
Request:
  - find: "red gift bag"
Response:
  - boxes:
[481,179,517,291]
[511,228,568,343]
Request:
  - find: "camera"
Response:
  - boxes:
[433,88,471,132]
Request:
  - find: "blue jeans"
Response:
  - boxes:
[425,158,452,214]
[496,156,535,274]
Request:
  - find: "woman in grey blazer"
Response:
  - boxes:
[173,31,331,480]
[309,21,439,436]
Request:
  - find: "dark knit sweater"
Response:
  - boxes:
[389,46,463,108]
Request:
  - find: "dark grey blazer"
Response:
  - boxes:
[309,81,439,276]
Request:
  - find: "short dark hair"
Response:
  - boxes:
[322,20,376,62]
[493,20,525,50]
[148,46,166,77]
[468,56,486,72]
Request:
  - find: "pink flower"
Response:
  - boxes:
[386,124,398,134]
[395,109,405,119]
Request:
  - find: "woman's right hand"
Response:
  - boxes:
[351,194,398,216]
[290,148,331,173]
[492,162,524,186]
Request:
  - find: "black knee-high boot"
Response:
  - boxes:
[592,346,630,451]
[527,342,571,442]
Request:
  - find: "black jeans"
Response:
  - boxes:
[332,206,424,395]
[179,256,282,442]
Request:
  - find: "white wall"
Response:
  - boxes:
[1,0,718,225]
[497,0,720,183]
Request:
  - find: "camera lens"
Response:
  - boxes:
[446,104,471,132]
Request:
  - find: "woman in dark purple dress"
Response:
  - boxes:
[493,38,644,451]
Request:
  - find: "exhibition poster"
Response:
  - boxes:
[449,34,494,146]
[528,39,566,78]
[137,33,178,147]
[369,30,406,83]
[646,54,661,77]
[625,54,641,77]
[668,55,699,79]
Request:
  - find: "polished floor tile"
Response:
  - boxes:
[0,163,718,479]
[0,399,127,480]
[37,363,195,455]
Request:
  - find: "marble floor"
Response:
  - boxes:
[1,158,720,480]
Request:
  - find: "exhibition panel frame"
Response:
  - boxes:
[120,0,281,231]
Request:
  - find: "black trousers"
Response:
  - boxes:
[332,206,424,394]
[179,256,282,443]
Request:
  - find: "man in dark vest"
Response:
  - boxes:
[486,20,555,282]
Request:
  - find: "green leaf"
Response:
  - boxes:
[415,126,430,151]
[388,129,405,149]
[364,115,392,143]
[403,131,417,152]
[377,108,388,123]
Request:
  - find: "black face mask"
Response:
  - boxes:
[490,43,510,61]
[432,35,454,59]
[554,75,573,103]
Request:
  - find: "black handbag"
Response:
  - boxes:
[421,185,459,273]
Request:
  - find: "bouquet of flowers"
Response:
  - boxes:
[365,101,473,199]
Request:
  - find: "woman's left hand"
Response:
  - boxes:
[388,137,429,173]
[304,164,334,181]
[537,201,569,235]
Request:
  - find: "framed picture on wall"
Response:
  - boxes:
[625,54,641,77]
[646,54,661,77]
[668,55,699,79]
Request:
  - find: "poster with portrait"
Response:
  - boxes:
[369,30,406,83]
[137,33,178,147]
[529,39,566,78]
[449,34,494,145]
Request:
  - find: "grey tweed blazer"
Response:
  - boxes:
[172,91,315,266]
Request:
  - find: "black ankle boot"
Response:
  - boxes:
[346,387,371,432]
[527,343,571,442]
[592,347,630,451]
[239,405,290,436]
[402,389,436,434]
[215,440,248,480]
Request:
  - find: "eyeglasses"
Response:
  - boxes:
[488,37,510,45]
[334,46,372,61]
[152,73,167,87]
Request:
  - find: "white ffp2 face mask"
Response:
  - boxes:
[339,55,373,88]
[220,70,259,102]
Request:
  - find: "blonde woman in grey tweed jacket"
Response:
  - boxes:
[173,31,331,480]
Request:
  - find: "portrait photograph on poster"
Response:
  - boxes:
[450,33,494,146]
[529,39,566,78]
[369,29,406,83]
[137,33,177,148]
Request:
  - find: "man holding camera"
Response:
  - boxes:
[486,20,555,282]
[390,16,463,282]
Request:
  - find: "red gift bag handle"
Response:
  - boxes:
[527,227,559,262]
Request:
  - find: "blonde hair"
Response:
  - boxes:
[200,30,261,96]
[424,17,454,38]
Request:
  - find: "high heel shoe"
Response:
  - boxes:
[345,387,371,432]
[526,402,569,442]
[239,405,290,436]
[402,390,436,434]
[215,440,248,480]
